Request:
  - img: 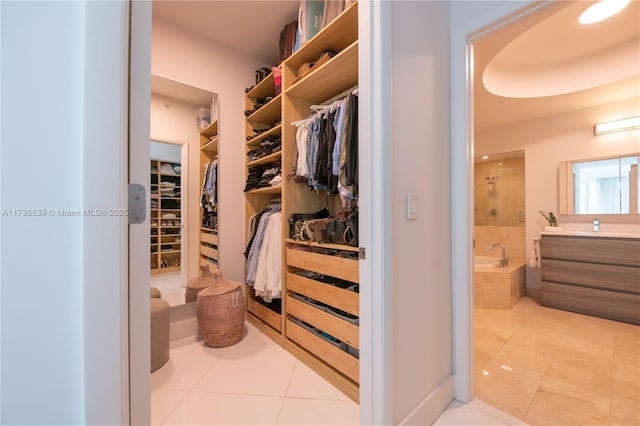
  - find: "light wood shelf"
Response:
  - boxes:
[201,136,218,153]
[246,72,276,100]
[151,158,182,274]
[285,238,360,252]
[200,120,218,139]
[247,124,282,146]
[246,94,282,125]
[247,151,282,167]
[244,185,282,195]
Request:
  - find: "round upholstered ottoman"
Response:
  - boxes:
[185,265,222,303]
[150,287,161,298]
[196,279,245,348]
[150,297,170,372]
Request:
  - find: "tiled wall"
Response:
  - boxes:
[474,157,525,226]
[474,226,526,263]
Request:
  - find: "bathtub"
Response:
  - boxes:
[474,259,526,309]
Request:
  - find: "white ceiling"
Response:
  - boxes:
[152,1,640,131]
[152,0,300,66]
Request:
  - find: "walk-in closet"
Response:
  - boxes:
[149,1,361,424]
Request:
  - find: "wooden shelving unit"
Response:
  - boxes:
[150,159,182,274]
[200,120,219,269]
[243,2,360,402]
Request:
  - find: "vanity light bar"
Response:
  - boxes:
[594,116,640,135]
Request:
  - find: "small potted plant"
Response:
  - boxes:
[539,210,562,231]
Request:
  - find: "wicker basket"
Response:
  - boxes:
[185,265,222,303]
[196,277,246,348]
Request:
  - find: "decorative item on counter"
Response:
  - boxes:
[539,210,563,231]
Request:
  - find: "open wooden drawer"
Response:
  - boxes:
[286,246,358,283]
[247,295,282,332]
[286,317,359,383]
[286,271,359,316]
[286,293,358,348]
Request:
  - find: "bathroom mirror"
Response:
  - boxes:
[559,153,639,215]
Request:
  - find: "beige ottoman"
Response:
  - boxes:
[150,298,170,372]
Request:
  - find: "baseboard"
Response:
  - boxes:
[169,302,199,341]
[398,374,454,425]
[525,287,540,299]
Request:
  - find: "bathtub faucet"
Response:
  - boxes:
[488,243,509,267]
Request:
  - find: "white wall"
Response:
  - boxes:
[476,97,640,293]
[390,2,454,424]
[150,93,205,280]
[0,2,129,424]
[151,140,182,163]
[152,17,266,283]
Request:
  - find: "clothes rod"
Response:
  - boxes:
[318,85,358,107]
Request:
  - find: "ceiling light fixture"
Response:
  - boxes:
[594,116,640,135]
[579,0,630,24]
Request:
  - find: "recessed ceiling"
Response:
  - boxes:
[474,1,640,131]
[152,0,300,66]
[483,1,640,98]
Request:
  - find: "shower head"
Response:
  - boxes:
[486,176,499,184]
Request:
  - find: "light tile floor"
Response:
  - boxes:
[151,322,359,425]
[152,322,522,426]
[151,271,185,306]
[474,296,640,425]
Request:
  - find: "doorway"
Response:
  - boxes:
[465,1,640,423]
[150,139,188,306]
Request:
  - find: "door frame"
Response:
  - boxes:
[128,1,152,425]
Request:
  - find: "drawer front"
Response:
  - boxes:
[541,281,640,324]
[200,232,218,245]
[200,256,218,268]
[286,294,359,348]
[201,245,218,260]
[286,247,359,283]
[286,271,359,316]
[542,259,640,294]
[286,318,359,383]
[541,236,640,266]
[247,296,282,332]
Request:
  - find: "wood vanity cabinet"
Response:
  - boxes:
[540,234,640,324]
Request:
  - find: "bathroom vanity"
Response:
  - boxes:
[540,232,640,324]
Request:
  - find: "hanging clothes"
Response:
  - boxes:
[245,201,282,295]
[253,211,283,302]
[201,158,218,229]
[290,87,358,206]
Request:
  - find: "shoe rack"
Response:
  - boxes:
[150,159,182,273]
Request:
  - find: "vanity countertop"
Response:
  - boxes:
[541,230,640,239]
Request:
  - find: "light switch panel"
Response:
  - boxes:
[407,193,417,220]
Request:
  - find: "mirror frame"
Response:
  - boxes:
[559,152,640,220]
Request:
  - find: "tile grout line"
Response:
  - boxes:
[273,360,299,425]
